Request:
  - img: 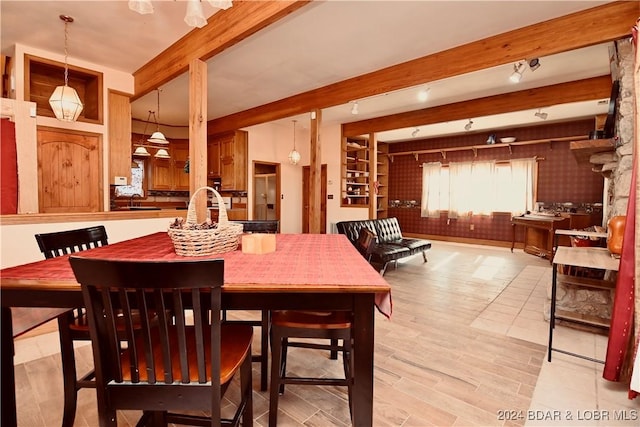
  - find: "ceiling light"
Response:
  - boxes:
[411,128,420,138]
[417,88,430,102]
[147,89,169,144]
[128,0,153,14]
[509,62,525,83]
[535,109,548,120]
[351,101,359,115]
[288,120,301,165]
[48,15,83,122]
[464,119,473,131]
[154,148,170,159]
[133,146,151,157]
[130,0,233,28]
[528,58,541,71]
[185,0,207,28]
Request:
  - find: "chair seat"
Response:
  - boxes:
[271,310,352,329]
[120,324,253,384]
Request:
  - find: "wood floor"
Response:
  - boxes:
[12,241,634,426]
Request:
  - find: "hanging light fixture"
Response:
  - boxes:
[147,89,169,144]
[132,110,170,159]
[129,0,233,28]
[288,120,301,165]
[48,15,83,122]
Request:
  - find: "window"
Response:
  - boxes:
[421,158,536,218]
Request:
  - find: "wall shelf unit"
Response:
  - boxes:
[341,136,371,207]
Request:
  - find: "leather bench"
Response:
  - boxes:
[336,217,431,275]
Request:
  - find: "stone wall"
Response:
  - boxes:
[551,37,635,323]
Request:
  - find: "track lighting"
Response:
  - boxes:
[534,109,548,120]
[411,128,420,138]
[417,88,430,102]
[509,62,525,83]
[528,58,541,71]
[464,119,473,131]
[351,101,359,115]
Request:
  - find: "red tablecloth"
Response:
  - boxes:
[1,233,392,318]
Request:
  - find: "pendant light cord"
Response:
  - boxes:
[293,119,297,150]
[63,20,69,86]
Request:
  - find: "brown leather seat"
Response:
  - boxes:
[69,257,253,427]
[269,310,353,426]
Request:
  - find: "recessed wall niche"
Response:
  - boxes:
[24,54,103,124]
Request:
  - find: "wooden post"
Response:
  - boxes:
[309,109,322,233]
[189,59,208,223]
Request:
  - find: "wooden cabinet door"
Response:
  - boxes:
[212,130,247,191]
[220,133,236,190]
[172,142,189,191]
[37,127,102,213]
[150,157,172,190]
[108,90,131,185]
[207,140,220,177]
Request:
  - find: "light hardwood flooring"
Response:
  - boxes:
[12,241,639,426]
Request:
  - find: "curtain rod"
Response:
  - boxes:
[388,135,585,162]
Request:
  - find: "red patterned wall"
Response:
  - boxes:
[387,119,604,243]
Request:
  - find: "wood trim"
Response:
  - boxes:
[343,76,612,137]
[0,209,185,226]
[207,1,635,134]
[133,0,311,99]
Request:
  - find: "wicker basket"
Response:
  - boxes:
[168,186,243,256]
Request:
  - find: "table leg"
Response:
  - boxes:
[352,294,375,426]
[1,307,17,427]
[510,223,516,253]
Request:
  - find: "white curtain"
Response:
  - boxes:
[495,158,536,215]
[420,162,442,217]
[448,161,473,219]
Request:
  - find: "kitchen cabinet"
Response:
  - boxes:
[207,139,221,177]
[210,130,247,191]
[149,140,189,191]
[108,90,132,185]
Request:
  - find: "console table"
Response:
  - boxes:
[547,230,619,363]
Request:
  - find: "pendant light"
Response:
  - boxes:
[48,15,83,122]
[288,120,301,165]
[132,110,170,159]
[147,89,169,144]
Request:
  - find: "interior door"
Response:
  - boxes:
[37,127,102,213]
[252,162,281,222]
[302,164,327,233]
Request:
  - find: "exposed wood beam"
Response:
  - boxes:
[133,0,311,100]
[208,1,635,134]
[343,76,612,137]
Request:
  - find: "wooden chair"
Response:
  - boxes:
[225,220,279,391]
[34,225,109,427]
[69,257,253,427]
[268,310,353,427]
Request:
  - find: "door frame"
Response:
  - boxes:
[252,161,281,221]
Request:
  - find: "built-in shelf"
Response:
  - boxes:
[387,135,588,161]
[569,138,616,164]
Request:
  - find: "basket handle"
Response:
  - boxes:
[186,186,229,226]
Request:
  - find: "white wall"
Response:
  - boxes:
[245,120,369,233]
[0,218,170,269]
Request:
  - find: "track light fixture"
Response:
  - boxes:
[528,58,541,71]
[464,119,473,131]
[417,88,430,102]
[509,62,525,83]
[534,108,548,120]
[411,128,420,138]
[351,101,359,115]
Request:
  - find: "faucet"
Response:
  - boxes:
[129,194,142,207]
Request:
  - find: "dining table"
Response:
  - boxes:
[1,232,392,427]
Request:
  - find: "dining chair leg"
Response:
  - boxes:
[330,338,338,359]
[240,347,254,427]
[57,313,78,427]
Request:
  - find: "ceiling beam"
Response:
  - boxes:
[207,1,635,134]
[342,76,612,137]
[132,0,311,100]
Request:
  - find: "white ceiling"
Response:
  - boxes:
[1,1,615,142]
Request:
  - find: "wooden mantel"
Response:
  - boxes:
[569,138,616,164]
